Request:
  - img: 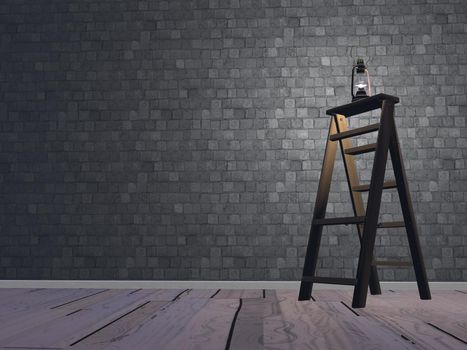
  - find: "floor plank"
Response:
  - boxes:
[0,288,35,300]
[0,288,103,310]
[312,289,347,302]
[89,297,239,350]
[65,289,188,349]
[0,289,130,346]
[424,290,467,312]
[183,288,219,298]
[139,288,188,301]
[334,290,466,350]
[2,289,174,349]
[0,288,108,325]
[377,290,467,344]
[70,300,170,350]
[230,289,414,350]
[213,289,263,299]
[229,298,271,350]
[272,291,414,350]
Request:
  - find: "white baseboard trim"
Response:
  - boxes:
[0,280,466,290]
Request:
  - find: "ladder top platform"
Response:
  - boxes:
[326,93,399,117]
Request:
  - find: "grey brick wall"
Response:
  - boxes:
[0,0,466,281]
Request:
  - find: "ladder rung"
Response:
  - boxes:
[330,123,380,141]
[377,221,405,228]
[373,260,412,267]
[313,216,365,226]
[352,180,397,192]
[302,276,357,285]
[344,143,377,155]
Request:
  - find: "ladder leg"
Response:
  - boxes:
[299,116,338,301]
[334,114,381,295]
[388,116,431,300]
[352,100,394,308]
[298,225,324,301]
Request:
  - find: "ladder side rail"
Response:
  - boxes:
[388,115,431,300]
[298,116,339,301]
[352,100,394,308]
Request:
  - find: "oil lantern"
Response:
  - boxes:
[351,58,371,101]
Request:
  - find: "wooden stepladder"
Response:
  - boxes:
[298,94,431,308]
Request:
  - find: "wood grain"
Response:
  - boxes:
[93,297,239,350]
[65,289,188,349]
[182,288,219,298]
[0,289,117,344]
[0,288,34,300]
[333,290,466,349]
[140,288,188,301]
[379,290,467,344]
[70,300,170,350]
[0,288,103,312]
[212,289,263,299]
[0,289,132,347]
[228,298,271,350]
[0,288,109,328]
[1,288,466,350]
[312,289,348,302]
[264,291,414,350]
[231,289,412,349]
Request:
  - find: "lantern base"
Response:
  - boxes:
[352,90,369,102]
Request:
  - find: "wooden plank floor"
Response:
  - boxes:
[0,288,465,349]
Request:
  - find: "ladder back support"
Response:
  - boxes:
[333,114,381,296]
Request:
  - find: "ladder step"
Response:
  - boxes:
[330,123,380,141]
[373,260,412,267]
[377,221,405,228]
[313,216,365,226]
[326,93,400,117]
[302,276,357,285]
[344,143,377,155]
[352,180,397,192]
